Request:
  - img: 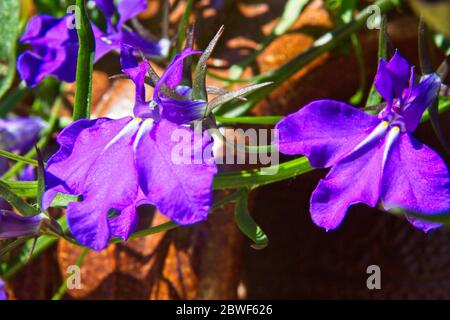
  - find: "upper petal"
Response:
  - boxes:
[402,73,441,132]
[120,45,152,118]
[374,51,410,103]
[94,0,116,22]
[43,117,133,209]
[310,135,387,230]
[381,133,450,231]
[275,100,380,168]
[120,29,168,57]
[154,48,201,97]
[20,15,78,46]
[136,119,217,225]
[117,0,147,28]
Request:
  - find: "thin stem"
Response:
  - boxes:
[73,0,95,120]
[0,150,38,166]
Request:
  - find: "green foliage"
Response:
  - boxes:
[0,0,20,100]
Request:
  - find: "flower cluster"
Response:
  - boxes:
[17,0,169,87]
[43,46,218,251]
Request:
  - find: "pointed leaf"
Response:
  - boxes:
[0,180,39,216]
[206,82,272,115]
[192,26,224,101]
[0,0,20,100]
[235,190,268,249]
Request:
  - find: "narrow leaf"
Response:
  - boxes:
[206,82,272,114]
[192,26,224,101]
[0,0,20,100]
[235,190,268,249]
[0,180,39,216]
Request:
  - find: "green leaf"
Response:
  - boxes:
[235,190,268,249]
[192,26,224,101]
[0,149,38,165]
[0,180,39,198]
[0,180,39,216]
[215,115,282,125]
[36,147,46,210]
[217,0,399,117]
[50,193,81,208]
[0,0,20,100]
[173,0,194,57]
[206,82,272,115]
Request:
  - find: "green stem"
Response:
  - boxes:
[0,149,38,165]
[216,0,398,117]
[216,115,282,125]
[73,0,95,120]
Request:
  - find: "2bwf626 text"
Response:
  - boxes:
[176,304,273,317]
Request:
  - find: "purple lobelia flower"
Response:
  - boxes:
[92,0,170,61]
[43,47,217,251]
[17,15,79,87]
[0,211,47,240]
[0,117,45,209]
[17,0,169,87]
[276,51,450,232]
[0,279,7,300]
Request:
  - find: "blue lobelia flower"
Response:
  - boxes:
[276,51,450,232]
[17,0,169,87]
[43,47,217,251]
[0,117,45,209]
[0,211,47,240]
[0,278,7,300]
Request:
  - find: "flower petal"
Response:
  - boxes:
[381,133,450,231]
[136,119,217,225]
[0,279,7,300]
[0,211,45,239]
[120,29,168,57]
[120,45,152,118]
[402,73,441,132]
[94,0,115,22]
[66,119,141,250]
[275,100,380,168]
[92,24,121,61]
[310,136,387,230]
[160,96,206,125]
[154,48,201,96]
[43,117,133,209]
[374,51,410,103]
[17,44,78,87]
[117,0,147,28]
[0,117,45,153]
